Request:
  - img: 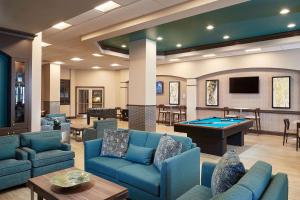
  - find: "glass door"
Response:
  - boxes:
[77,89,89,114]
[76,87,104,116]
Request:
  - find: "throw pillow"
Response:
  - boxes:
[0,144,15,160]
[154,134,182,171]
[211,150,246,196]
[101,129,129,158]
[125,144,154,165]
[31,137,62,152]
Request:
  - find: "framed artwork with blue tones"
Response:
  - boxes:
[156,81,164,95]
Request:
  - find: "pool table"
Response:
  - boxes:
[174,117,253,156]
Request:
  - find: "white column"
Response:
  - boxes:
[186,79,198,120]
[128,39,156,131]
[31,32,42,131]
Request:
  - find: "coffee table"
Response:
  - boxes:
[27,168,128,200]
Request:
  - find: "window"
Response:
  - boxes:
[60,79,70,105]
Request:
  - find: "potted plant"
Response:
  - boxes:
[53,119,61,130]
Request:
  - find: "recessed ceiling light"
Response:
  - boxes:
[206,25,214,30]
[121,44,127,48]
[70,57,83,61]
[287,23,296,28]
[111,63,121,67]
[176,43,182,48]
[52,61,64,65]
[41,42,51,47]
[169,58,180,62]
[94,1,120,12]
[280,8,290,15]
[92,66,102,69]
[245,48,262,52]
[223,35,230,40]
[52,22,72,30]
[92,53,103,57]
[202,54,216,58]
[156,36,163,41]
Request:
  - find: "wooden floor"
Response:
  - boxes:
[1,118,299,200]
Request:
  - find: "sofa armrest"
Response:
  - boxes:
[84,139,102,165]
[201,162,216,188]
[15,148,28,160]
[61,143,71,151]
[260,173,288,200]
[160,147,200,200]
[82,128,97,142]
[41,125,53,131]
[22,147,36,160]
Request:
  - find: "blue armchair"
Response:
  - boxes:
[177,161,288,200]
[84,130,200,200]
[0,135,31,190]
[82,119,117,141]
[41,113,71,134]
[20,130,75,177]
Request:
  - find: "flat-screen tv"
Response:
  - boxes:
[229,77,259,93]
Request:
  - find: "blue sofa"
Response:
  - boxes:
[177,161,288,200]
[41,113,71,134]
[0,135,31,190]
[84,130,200,200]
[20,130,75,177]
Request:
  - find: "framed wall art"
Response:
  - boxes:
[156,81,164,95]
[169,81,180,105]
[206,80,219,106]
[272,76,290,109]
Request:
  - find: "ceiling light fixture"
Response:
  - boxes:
[287,23,296,28]
[245,48,262,52]
[176,43,182,48]
[92,53,103,57]
[52,61,64,65]
[41,42,51,47]
[94,1,120,12]
[92,66,102,69]
[223,35,230,40]
[156,36,163,41]
[202,54,216,58]
[169,58,180,62]
[206,25,214,30]
[70,57,83,61]
[111,63,121,67]
[280,8,290,15]
[121,44,127,48]
[52,22,72,30]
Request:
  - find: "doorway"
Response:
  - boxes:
[76,87,104,116]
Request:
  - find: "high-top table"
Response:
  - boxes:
[27,167,128,200]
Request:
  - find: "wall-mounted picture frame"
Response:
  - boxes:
[156,81,164,95]
[169,81,180,105]
[206,80,219,106]
[272,76,291,109]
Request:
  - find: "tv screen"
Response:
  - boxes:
[229,77,259,93]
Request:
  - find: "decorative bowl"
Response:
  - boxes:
[50,170,91,188]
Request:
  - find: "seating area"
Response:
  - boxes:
[1,0,300,200]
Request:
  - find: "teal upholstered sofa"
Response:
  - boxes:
[84,130,200,200]
[177,161,288,200]
[0,135,31,190]
[41,113,71,133]
[82,119,117,141]
[20,130,75,177]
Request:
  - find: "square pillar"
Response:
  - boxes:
[128,39,156,131]
[187,79,198,120]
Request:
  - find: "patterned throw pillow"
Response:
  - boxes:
[101,129,129,158]
[211,150,246,196]
[154,134,183,171]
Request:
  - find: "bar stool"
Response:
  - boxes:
[173,105,187,123]
[245,108,261,135]
[223,107,238,118]
[158,104,170,124]
[283,119,299,151]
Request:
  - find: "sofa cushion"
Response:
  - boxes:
[31,137,62,152]
[211,150,245,196]
[20,131,61,147]
[101,129,129,158]
[0,144,16,160]
[32,150,74,167]
[86,157,133,178]
[170,135,193,152]
[211,185,252,200]
[129,130,148,146]
[0,159,31,176]
[144,133,161,149]
[177,185,212,200]
[237,161,272,200]
[154,135,182,171]
[125,144,154,165]
[117,164,161,196]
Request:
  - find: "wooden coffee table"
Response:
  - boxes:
[27,168,128,200]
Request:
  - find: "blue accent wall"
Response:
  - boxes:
[0,52,9,127]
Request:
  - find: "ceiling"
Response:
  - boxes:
[100,0,300,55]
[0,0,107,34]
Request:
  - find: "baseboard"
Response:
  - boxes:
[247,129,282,136]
